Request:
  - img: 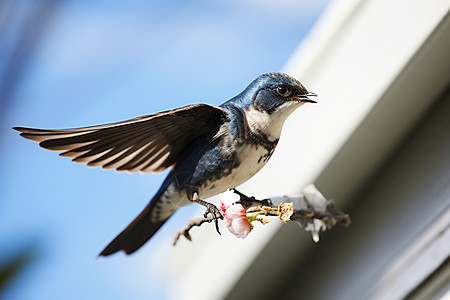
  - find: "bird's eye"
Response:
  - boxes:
[276,86,291,97]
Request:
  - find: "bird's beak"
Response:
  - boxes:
[289,91,317,103]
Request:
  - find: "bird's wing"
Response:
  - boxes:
[14,104,228,173]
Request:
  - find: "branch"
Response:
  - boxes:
[172,184,350,245]
[172,216,216,246]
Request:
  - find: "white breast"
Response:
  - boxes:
[156,143,271,215]
[200,143,271,198]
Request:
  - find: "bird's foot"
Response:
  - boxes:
[233,189,273,209]
[192,193,223,235]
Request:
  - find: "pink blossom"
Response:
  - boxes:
[219,190,252,239]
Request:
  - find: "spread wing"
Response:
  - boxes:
[14,104,228,173]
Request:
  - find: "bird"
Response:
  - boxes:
[13,72,317,256]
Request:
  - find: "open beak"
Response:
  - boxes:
[289,91,317,103]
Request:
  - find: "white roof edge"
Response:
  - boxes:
[315,8,450,203]
[283,0,363,75]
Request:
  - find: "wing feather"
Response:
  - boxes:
[14,104,228,173]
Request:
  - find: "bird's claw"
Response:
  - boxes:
[260,198,272,206]
[203,203,223,235]
[233,189,272,209]
[192,193,223,235]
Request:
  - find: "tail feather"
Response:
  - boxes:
[99,197,173,256]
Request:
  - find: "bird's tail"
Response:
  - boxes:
[99,189,177,256]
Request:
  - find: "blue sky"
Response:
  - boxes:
[0,0,331,299]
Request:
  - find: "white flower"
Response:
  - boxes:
[219,189,252,239]
[220,189,241,207]
[224,204,252,238]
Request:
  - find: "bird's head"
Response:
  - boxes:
[224,72,317,141]
[241,72,316,111]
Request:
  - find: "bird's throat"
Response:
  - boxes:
[244,101,301,141]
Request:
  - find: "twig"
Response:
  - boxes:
[172,185,351,245]
[173,216,215,246]
[247,205,351,227]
